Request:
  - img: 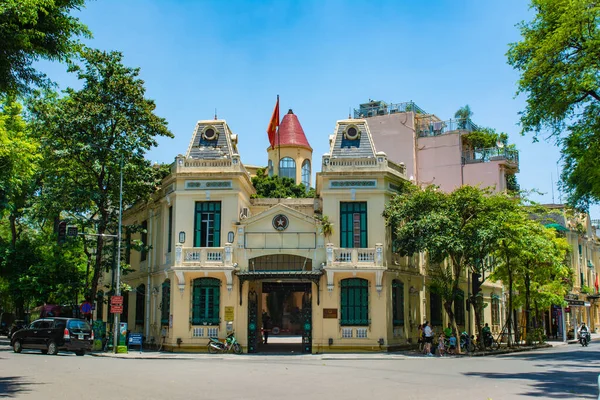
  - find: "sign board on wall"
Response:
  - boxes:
[323,309,338,319]
[224,306,234,321]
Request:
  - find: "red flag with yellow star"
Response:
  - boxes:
[267,96,279,149]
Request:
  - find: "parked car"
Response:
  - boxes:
[8,320,27,338]
[0,312,15,336]
[11,317,94,356]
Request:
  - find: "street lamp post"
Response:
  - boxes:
[113,158,124,352]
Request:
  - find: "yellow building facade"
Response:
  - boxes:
[97,112,509,353]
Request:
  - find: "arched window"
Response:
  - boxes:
[279,157,296,180]
[491,295,500,325]
[301,159,311,188]
[96,291,104,322]
[135,285,145,325]
[161,280,171,326]
[340,278,369,326]
[392,280,404,326]
[192,278,221,325]
[429,292,442,327]
[454,289,465,326]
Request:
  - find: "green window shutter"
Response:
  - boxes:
[192,278,221,325]
[161,280,170,325]
[392,280,404,326]
[340,278,369,326]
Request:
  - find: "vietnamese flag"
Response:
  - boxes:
[267,96,280,149]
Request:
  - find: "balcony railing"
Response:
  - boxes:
[462,147,519,165]
[174,244,233,268]
[325,244,384,268]
[417,118,480,137]
[353,101,427,119]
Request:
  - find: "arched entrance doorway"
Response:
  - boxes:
[238,254,321,354]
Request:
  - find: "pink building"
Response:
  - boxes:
[359,100,519,192]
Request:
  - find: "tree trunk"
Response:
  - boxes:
[507,255,513,347]
[524,274,530,341]
[90,219,108,301]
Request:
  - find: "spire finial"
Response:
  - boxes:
[214,108,217,120]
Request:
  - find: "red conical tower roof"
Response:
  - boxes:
[278,109,312,150]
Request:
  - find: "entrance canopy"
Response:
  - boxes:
[236,271,323,305]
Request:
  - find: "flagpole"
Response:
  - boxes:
[277,94,280,180]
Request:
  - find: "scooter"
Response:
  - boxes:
[578,332,590,347]
[207,332,243,354]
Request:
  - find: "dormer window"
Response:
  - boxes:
[344,125,361,140]
[202,126,219,141]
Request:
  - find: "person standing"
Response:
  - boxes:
[424,321,434,356]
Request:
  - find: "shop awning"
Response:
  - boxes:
[544,223,569,232]
[236,270,323,282]
[235,270,324,305]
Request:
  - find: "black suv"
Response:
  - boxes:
[11,318,93,356]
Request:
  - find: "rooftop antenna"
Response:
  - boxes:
[557,160,562,203]
[551,172,555,204]
[214,108,217,120]
[349,107,352,119]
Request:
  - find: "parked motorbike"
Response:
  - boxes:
[460,331,475,352]
[578,332,590,347]
[207,332,242,354]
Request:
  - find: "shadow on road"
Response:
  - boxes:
[464,349,600,398]
[0,376,39,398]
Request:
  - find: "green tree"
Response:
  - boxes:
[0,0,91,94]
[384,185,509,351]
[251,168,315,198]
[491,214,571,345]
[507,0,600,208]
[29,48,173,300]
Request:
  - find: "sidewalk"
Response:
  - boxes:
[92,334,600,360]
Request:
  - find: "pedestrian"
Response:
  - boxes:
[262,313,271,344]
[448,332,457,355]
[437,333,445,357]
[417,324,424,352]
[424,321,434,356]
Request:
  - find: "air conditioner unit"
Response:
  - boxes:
[239,207,250,220]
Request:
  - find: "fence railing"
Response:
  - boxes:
[182,247,224,264]
[327,246,384,268]
[417,118,480,137]
[462,147,519,164]
[353,101,427,119]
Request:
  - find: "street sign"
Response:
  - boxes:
[110,305,123,314]
[224,306,234,321]
[80,301,92,314]
[111,296,123,306]
[128,333,143,353]
[129,333,143,345]
[66,226,78,237]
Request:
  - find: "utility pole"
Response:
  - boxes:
[113,158,124,352]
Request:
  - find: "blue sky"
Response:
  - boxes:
[41,0,598,218]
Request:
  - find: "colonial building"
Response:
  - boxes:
[96,103,512,352]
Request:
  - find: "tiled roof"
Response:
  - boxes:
[278,109,312,150]
[329,120,377,158]
[186,121,236,159]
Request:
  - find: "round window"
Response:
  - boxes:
[345,126,360,140]
[203,127,218,140]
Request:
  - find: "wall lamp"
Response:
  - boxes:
[178,231,186,244]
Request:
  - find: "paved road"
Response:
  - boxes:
[0,340,598,399]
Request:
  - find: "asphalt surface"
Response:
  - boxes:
[0,338,598,399]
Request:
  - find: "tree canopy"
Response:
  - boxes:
[251,168,315,198]
[29,48,173,300]
[0,0,91,95]
[507,0,600,208]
